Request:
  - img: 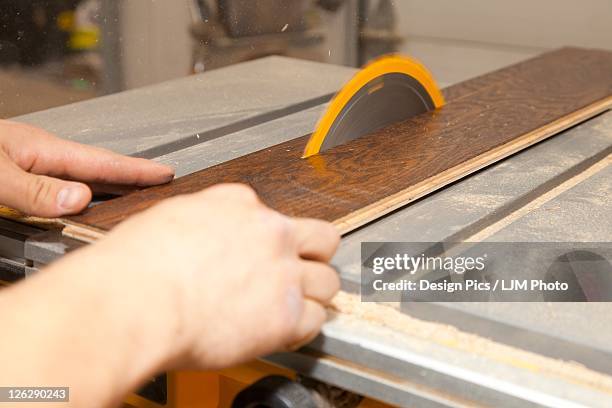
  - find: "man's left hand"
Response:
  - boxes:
[0,120,175,217]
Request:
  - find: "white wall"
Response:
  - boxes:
[395,0,612,50]
[393,0,612,85]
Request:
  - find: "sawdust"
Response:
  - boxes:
[330,291,612,394]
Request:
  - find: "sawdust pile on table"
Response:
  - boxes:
[331,291,612,394]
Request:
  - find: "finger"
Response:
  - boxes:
[7,125,175,186]
[292,218,340,262]
[0,161,91,217]
[286,299,327,351]
[301,260,340,305]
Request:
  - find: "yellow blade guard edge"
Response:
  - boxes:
[302,54,445,158]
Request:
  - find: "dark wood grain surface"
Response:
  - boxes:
[65,47,612,234]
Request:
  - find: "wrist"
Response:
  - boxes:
[45,243,191,401]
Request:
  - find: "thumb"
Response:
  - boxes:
[17,172,92,217]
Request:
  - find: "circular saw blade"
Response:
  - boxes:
[303,55,445,157]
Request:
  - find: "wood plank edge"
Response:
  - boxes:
[0,206,64,229]
[61,222,107,243]
[333,96,612,235]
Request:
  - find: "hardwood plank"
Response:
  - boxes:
[63,47,612,237]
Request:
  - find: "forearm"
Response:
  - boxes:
[0,245,184,408]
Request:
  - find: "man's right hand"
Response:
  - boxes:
[69,183,341,371]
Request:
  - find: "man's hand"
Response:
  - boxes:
[87,183,341,369]
[0,120,174,217]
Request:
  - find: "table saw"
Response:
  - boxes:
[1,54,611,407]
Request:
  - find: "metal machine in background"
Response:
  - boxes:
[0,0,403,96]
[356,0,402,65]
[0,0,75,66]
[188,0,332,73]
[0,0,102,70]
[187,0,402,72]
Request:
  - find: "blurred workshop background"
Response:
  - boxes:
[1,0,611,118]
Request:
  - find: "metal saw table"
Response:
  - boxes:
[1,56,612,407]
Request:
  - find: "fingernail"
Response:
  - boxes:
[155,164,175,183]
[57,185,84,211]
[162,168,175,182]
